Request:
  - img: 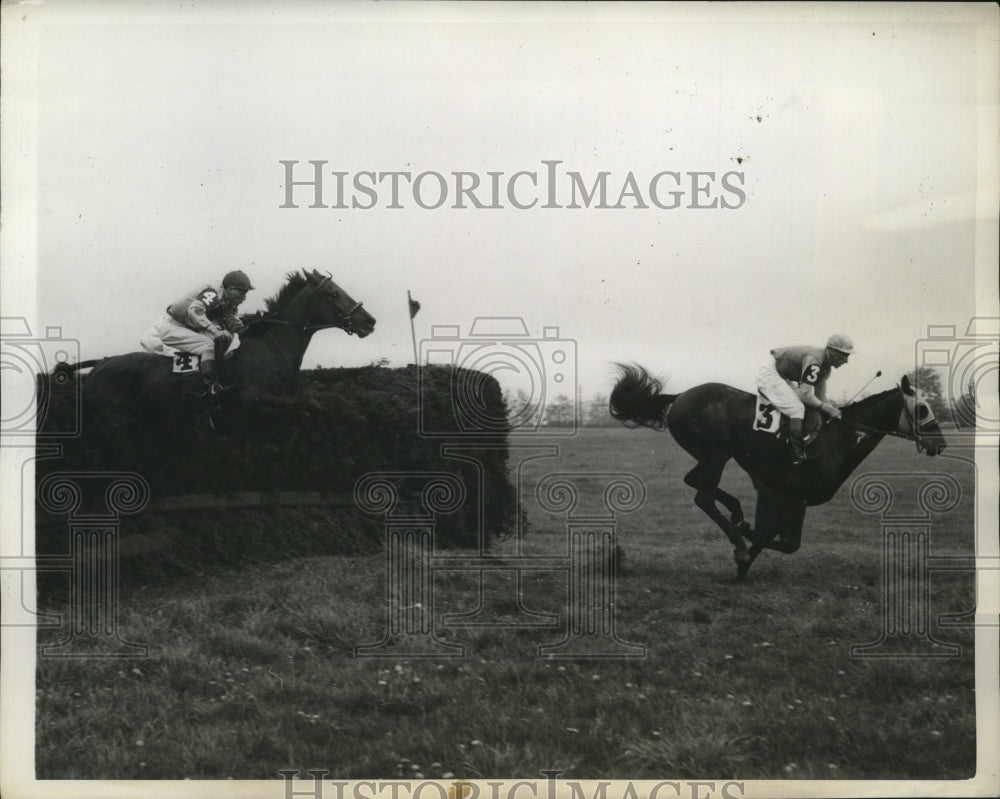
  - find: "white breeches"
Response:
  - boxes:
[141,315,239,361]
[756,357,806,420]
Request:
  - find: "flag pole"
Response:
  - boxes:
[408,290,419,366]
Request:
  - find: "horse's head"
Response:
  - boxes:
[899,374,947,456]
[301,269,376,337]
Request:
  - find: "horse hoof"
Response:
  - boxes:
[736,521,756,543]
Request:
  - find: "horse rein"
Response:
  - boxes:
[898,398,933,453]
[245,275,365,336]
[238,275,366,372]
[840,397,932,452]
[304,274,366,335]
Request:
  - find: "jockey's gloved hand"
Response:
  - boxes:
[211,328,233,344]
[821,402,842,419]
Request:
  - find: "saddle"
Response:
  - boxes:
[141,335,240,375]
[753,394,823,447]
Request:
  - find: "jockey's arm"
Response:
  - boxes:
[186,300,225,336]
[815,377,842,409]
[221,311,246,334]
[797,383,824,408]
[798,383,841,418]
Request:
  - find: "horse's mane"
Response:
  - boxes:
[842,385,898,414]
[238,272,309,332]
[263,272,309,313]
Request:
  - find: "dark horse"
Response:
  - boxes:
[59,269,376,473]
[609,364,948,580]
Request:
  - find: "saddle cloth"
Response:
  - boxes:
[140,316,240,372]
[753,393,822,443]
[168,351,202,374]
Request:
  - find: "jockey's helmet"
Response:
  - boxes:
[826,334,854,354]
[222,270,255,291]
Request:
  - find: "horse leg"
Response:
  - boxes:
[744,530,799,570]
[683,462,751,573]
[757,503,805,554]
[714,486,748,528]
[742,495,807,572]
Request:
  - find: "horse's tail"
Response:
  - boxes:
[609,363,677,431]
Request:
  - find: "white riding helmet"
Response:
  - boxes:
[826,334,854,354]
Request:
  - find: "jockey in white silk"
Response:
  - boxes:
[141,269,255,395]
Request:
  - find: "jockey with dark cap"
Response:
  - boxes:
[141,270,255,395]
[755,334,854,465]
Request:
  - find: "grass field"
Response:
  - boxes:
[34,427,979,780]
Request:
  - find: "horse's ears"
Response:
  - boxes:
[900,374,914,396]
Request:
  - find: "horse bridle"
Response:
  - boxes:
[249,274,365,336]
[304,274,366,335]
[842,388,934,452]
[899,395,938,453]
[241,274,366,371]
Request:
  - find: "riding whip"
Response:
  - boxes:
[846,370,882,404]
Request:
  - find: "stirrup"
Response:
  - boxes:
[791,450,813,466]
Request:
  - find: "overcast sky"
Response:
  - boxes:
[4,1,998,407]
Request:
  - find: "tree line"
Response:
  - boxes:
[903,366,979,428]
[504,366,983,430]
[502,388,619,428]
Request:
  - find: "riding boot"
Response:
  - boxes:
[789,417,808,465]
[198,358,224,398]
